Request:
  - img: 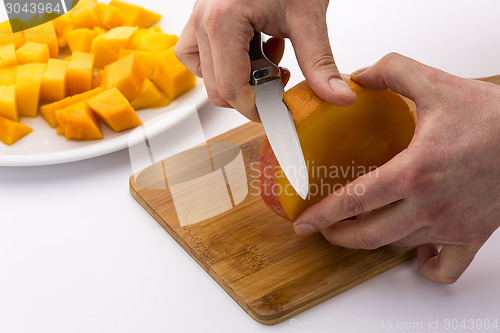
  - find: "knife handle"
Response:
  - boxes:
[249,31,280,86]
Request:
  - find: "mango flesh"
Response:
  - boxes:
[259,78,416,221]
[40,58,69,103]
[0,85,17,121]
[0,44,17,68]
[23,22,59,58]
[15,42,50,64]
[101,53,145,101]
[86,87,142,131]
[0,116,32,145]
[15,63,46,117]
[66,51,95,95]
[55,101,103,140]
[109,0,161,28]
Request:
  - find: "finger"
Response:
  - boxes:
[175,16,202,77]
[319,201,424,250]
[263,37,285,65]
[194,27,233,110]
[417,243,482,284]
[288,16,356,106]
[350,53,445,103]
[206,20,259,121]
[294,152,409,235]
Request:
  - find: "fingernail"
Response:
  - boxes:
[329,78,355,97]
[294,223,317,236]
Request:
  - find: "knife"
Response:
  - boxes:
[249,31,309,199]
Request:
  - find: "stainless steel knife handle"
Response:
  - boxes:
[249,31,280,86]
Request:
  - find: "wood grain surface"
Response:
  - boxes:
[129,121,416,325]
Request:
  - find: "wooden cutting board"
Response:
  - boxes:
[129,121,417,325]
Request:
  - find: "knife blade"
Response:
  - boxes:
[249,31,309,199]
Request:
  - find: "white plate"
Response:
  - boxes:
[0,78,208,166]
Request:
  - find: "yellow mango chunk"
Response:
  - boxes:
[15,63,46,117]
[93,3,124,29]
[52,14,74,48]
[69,0,102,29]
[40,87,103,128]
[130,79,166,110]
[119,49,156,78]
[0,21,24,49]
[135,32,177,53]
[56,101,103,140]
[153,47,196,100]
[0,116,32,145]
[93,70,104,88]
[91,26,137,68]
[0,66,17,85]
[93,26,107,36]
[87,87,142,131]
[41,59,69,103]
[23,22,59,58]
[15,42,50,64]
[102,53,145,101]
[65,28,96,53]
[0,85,17,121]
[109,0,161,28]
[0,43,17,68]
[66,51,95,96]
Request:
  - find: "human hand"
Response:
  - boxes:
[175,0,356,121]
[293,53,500,284]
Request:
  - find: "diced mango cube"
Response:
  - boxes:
[93,26,107,36]
[109,0,161,28]
[93,70,104,88]
[0,116,32,145]
[40,87,103,128]
[91,26,137,68]
[119,49,156,78]
[66,51,94,96]
[15,42,50,64]
[0,85,18,121]
[135,32,177,53]
[23,22,59,58]
[87,87,142,131]
[102,53,145,101]
[0,21,24,49]
[65,28,96,53]
[52,14,74,37]
[130,79,166,110]
[93,3,124,29]
[41,59,69,103]
[153,47,196,100]
[15,63,46,117]
[56,101,103,140]
[69,0,102,29]
[0,66,17,86]
[0,43,17,68]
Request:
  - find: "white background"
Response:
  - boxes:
[1,0,500,332]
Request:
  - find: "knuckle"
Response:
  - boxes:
[337,192,366,218]
[207,90,229,108]
[355,228,381,250]
[310,54,337,73]
[216,80,237,103]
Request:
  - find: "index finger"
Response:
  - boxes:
[294,153,409,234]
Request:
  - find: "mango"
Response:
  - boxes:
[135,32,177,53]
[0,21,24,49]
[87,87,142,131]
[0,116,32,145]
[101,53,145,101]
[69,0,102,29]
[52,14,74,48]
[65,28,96,53]
[0,43,17,68]
[119,49,156,78]
[259,78,416,221]
[41,59,69,103]
[109,0,161,28]
[91,26,137,68]
[15,42,50,64]
[0,85,17,121]
[23,22,58,58]
[56,101,103,140]
[153,47,196,100]
[66,51,95,95]
[40,87,103,128]
[15,63,46,117]
[130,78,165,110]
[0,66,17,85]
[93,3,124,29]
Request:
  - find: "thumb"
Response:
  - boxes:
[289,23,356,106]
[350,52,441,102]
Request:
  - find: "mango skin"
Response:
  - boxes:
[258,78,416,221]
